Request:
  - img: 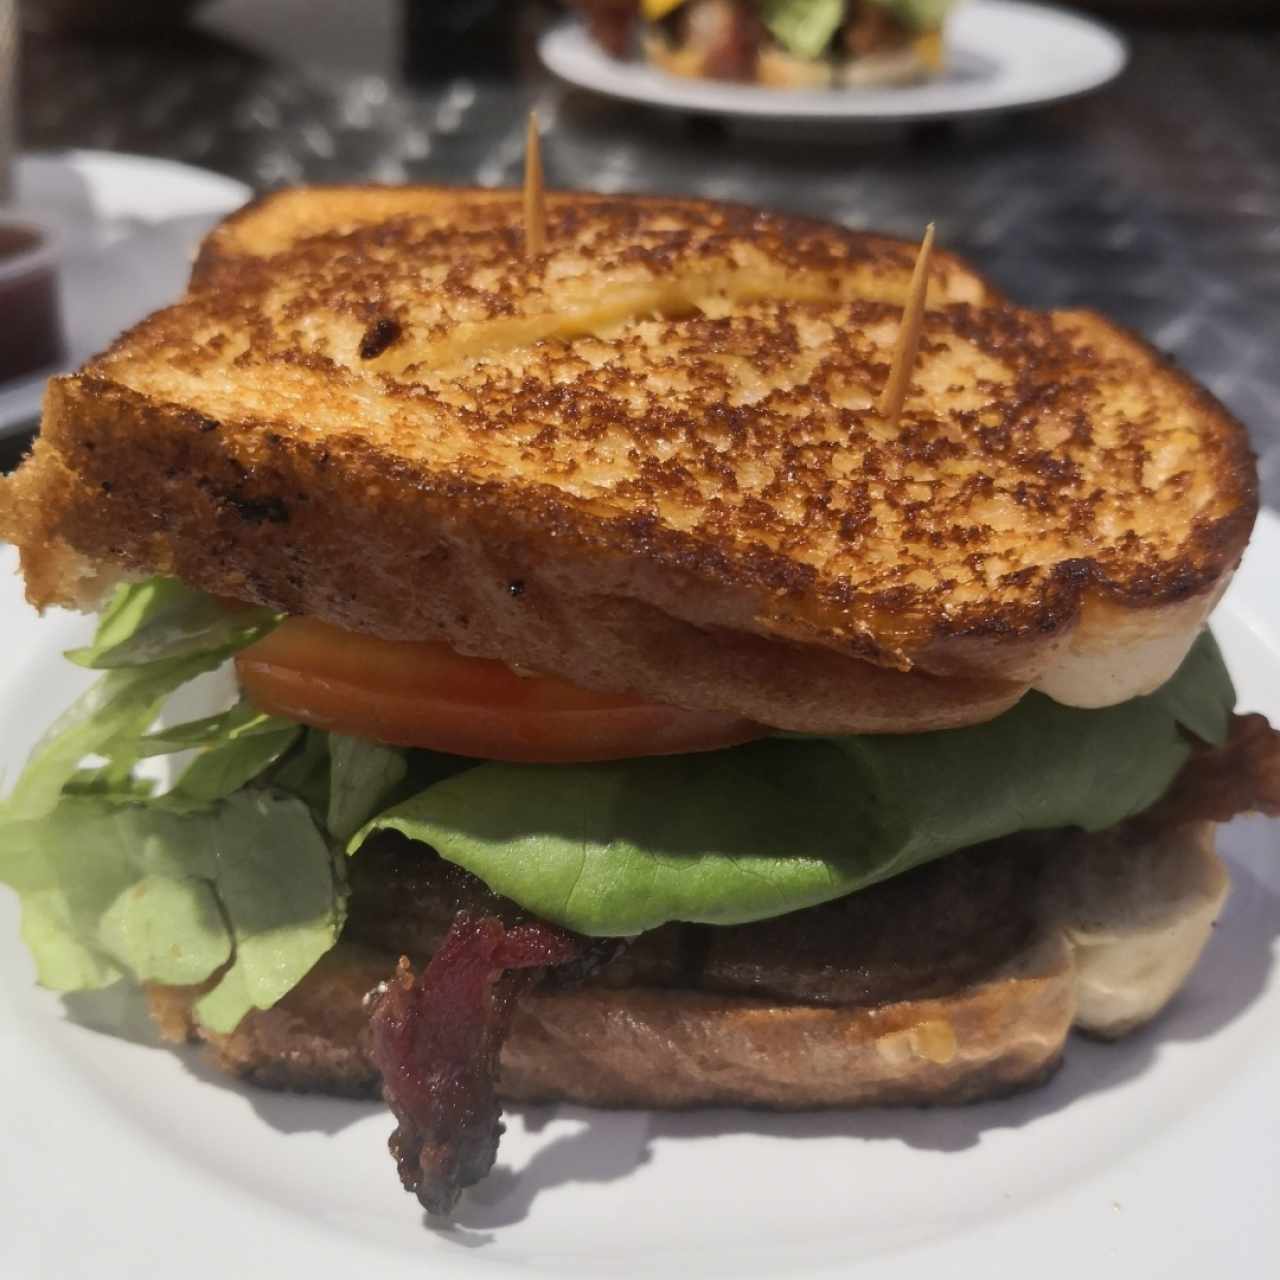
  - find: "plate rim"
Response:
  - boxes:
[19,147,253,216]
[0,150,252,440]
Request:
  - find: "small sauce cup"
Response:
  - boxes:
[0,216,65,383]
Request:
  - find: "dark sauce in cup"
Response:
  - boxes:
[0,223,65,382]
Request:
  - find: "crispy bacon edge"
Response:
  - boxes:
[367,913,583,1216]
[1139,712,1280,831]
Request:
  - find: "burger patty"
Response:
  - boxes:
[344,831,1044,1010]
[341,709,1280,1010]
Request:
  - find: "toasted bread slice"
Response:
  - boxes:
[147,821,1225,1108]
[0,189,1255,731]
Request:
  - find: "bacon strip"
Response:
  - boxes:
[1139,713,1280,832]
[368,914,581,1215]
[843,4,912,58]
[573,0,640,58]
[697,0,763,81]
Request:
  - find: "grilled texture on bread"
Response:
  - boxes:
[0,188,1255,731]
[147,821,1226,1108]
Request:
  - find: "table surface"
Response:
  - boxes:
[5,1,1279,510]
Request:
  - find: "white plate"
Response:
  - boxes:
[539,1,1128,124]
[1,514,1278,1279]
[0,151,251,439]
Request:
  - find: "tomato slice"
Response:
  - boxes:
[235,617,764,763]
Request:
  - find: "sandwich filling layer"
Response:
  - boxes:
[0,575,1259,1018]
[1,577,1278,1212]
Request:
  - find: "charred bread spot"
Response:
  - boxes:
[359,315,403,360]
[226,493,290,525]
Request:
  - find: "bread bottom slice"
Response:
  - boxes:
[147,822,1225,1110]
[148,934,1072,1108]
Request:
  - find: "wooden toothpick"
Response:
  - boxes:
[877,222,936,427]
[524,110,547,259]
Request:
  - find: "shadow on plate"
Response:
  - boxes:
[58,986,382,1139]
[55,848,1279,1233]
[939,46,1002,87]
[446,852,1280,1233]
[178,1049,385,1136]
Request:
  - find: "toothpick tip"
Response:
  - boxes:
[877,222,937,427]
[523,110,547,260]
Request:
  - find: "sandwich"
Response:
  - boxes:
[1,185,1277,1218]
[574,0,954,88]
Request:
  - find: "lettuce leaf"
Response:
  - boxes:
[65,578,277,670]
[326,734,409,844]
[2,579,280,824]
[0,789,344,1032]
[133,702,294,756]
[354,633,1234,936]
[1,657,232,823]
[0,575,344,1032]
[186,790,346,1031]
[266,729,334,819]
[240,730,413,842]
[169,720,302,807]
[140,700,301,808]
[756,0,845,60]
[1145,629,1235,746]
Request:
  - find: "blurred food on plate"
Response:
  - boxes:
[0,218,63,382]
[571,0,954,88]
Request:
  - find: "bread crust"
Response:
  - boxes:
[147,936,1075,1108]
[1,189,1256,731]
